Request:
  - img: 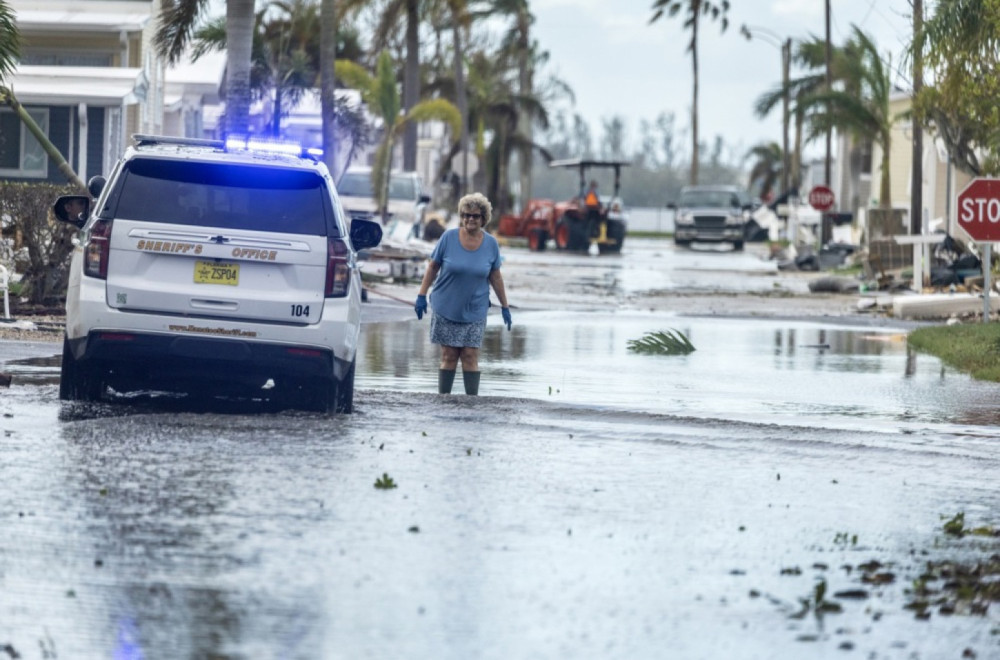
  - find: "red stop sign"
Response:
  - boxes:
[957,178,1000,241]
[808,185,835,212]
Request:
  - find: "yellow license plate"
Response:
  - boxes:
[194,260,240,286]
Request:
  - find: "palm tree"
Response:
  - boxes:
[155,0,255,137]
[0,0,18,83]
[649,0,735,185]
[798,27,894,210]
[492,0,536,205]
[320,0,337,174]
[745,142,783,202]
[335,52,461,218]
[191,1,318,138]
[0,4,88,192]
[371,0,423,172]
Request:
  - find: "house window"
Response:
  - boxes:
[0,108,49,178]
[858,138,873,176]
[22,53,113,67]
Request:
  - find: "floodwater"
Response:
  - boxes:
[2,237,999,658]
[1,302,998,658]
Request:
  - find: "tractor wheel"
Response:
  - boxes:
[528,228,548,251]
[598,220,626,254]
[555,216,587,251]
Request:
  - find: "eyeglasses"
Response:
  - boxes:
[460,212,483,221]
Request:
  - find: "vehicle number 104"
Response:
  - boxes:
[291,304,310,317]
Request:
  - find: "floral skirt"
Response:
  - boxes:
[430,313,486,348]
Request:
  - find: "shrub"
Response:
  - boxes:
[0,181,78,305]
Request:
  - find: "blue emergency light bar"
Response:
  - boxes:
[133,134,325,161]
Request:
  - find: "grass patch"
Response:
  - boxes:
[626,230,672,239]
[908,323,1000,381]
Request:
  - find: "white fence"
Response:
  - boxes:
[626,207,675,233]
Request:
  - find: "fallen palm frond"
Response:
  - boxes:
[627,329,695,355]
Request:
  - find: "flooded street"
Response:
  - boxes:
[1,239,998,659]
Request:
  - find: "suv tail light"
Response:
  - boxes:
[325,238,351,297]
[84,219,113,279]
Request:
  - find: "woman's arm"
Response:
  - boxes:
[488,269,508,307]
[418,260,441,296]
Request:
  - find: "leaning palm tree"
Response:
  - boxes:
[335,52,461,218]
[649,0,736,185]
[798,27,894,210]
[0,3,86,191]
[155,0,255,137]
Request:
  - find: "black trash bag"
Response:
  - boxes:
[952,253,982,271]
[930,266,961,287]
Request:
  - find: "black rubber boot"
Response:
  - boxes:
[463,370,480,396]
[438,369,456,394]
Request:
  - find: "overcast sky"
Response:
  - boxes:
[529,0,914,160]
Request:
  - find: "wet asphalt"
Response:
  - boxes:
[1,238,998,659]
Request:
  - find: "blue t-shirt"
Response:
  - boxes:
[429,228,502,323]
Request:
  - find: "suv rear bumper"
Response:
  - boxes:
[67,330,350,395]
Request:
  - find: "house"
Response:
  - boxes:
[2,0,223,186]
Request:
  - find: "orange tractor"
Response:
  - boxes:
[496,158,629,254]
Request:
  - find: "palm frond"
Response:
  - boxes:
[627,329,696,355]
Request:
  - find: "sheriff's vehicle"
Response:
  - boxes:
[53,135,382,413]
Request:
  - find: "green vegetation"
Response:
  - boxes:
[627,329,695,355]
[626,230,672,239]
[374,473,397,490]
[908,323,1000,381]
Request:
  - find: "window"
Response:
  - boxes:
[0,108,49,178]
[115,159,332,236]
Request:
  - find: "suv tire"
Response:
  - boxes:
[60,338,104,402]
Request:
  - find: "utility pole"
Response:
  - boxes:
[911,0,924,236]
[824,0,832,187]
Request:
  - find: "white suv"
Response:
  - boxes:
[52,135,383,413]
[336,166,430,234]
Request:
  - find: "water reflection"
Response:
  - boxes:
[358,311,1000,431]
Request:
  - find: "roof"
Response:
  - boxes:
[549,158,630,169]
[6,65,147,105]
[10,0,152,33]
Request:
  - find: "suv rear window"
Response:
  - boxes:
[113,158,330,235]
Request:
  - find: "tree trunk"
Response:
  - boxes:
[452,19,469,199]
[402,0,419,171]
[880,136,892,211]
[225,0,255,137]
[689,4,700,185]
[516,6,532,209]
[1,87,86,193]
[910,0,923,235]
[320,0,338,176]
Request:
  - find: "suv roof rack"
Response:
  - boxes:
[133,134,224,149]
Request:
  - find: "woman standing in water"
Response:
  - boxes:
[414,192,512,395]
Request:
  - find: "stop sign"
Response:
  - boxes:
[808,185,835,212]
[957,178,1000,241]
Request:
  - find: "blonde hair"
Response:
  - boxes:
[458,192,492,226]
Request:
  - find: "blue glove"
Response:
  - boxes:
[415,294,427,320]
[501,307,512,331]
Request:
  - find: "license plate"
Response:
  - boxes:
[194,260,240,286]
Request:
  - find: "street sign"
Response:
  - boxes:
[957,177,1000,241]
[808,185,835,212]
